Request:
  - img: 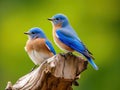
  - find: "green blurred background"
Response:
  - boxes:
[0,0,119,90]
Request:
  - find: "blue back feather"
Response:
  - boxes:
[45,39,56,55]
[56,29,85,53]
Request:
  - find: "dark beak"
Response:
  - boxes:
[48,18,54,21]
[24,32,30,35]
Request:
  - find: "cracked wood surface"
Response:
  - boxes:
[6,53,88,90]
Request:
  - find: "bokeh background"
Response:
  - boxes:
[0,0,119,90]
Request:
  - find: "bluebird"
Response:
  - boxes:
[48,14,98,70]
[24,27,56,70]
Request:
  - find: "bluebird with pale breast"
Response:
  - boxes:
[48,14,98,70]
[24,27,56,69]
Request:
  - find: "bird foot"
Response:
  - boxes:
[60,52,73,59]
[66,52,73,55]
[60,53,67,59]
[31,65,37,72]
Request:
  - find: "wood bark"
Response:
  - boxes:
[5,53,88,90]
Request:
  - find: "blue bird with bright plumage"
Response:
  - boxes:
[24,27,56,68]
[48,14,98,70]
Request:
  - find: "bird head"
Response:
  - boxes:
[24,27,46,39]
[48,14,69,27]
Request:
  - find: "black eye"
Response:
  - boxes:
[56,18,59,20]
[31,32,35,34]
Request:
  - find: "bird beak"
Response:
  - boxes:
[24,32,31,35]
[48,18,54,21]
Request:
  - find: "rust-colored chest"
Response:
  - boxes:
[53,25,74,52]
[25,38,48,52]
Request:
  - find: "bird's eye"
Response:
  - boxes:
[31,32,35,34]
[56,18,59,20]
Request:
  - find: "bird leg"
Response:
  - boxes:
[31,65,37,71]
[60,53,67,59]
[60,52,73,59]
[66,52,73,55]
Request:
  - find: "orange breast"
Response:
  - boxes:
[53,24,74,52]
[25,38,54,57]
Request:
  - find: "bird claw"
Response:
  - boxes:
[60,53,67,59]
[60,52,73,59]
[31,65,37,72]
[66,52,73,55]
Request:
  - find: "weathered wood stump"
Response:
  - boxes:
[5,53,88,90]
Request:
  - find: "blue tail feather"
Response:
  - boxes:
[87,58,98,70]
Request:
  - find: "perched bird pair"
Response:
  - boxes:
[24,14,98,70]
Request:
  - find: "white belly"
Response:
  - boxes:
[28,50,49,65]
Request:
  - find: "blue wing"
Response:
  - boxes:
[45,39,56,55]
[56,29,88,55]
[56,28,93,55]
[56,29,98,70]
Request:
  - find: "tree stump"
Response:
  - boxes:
[5,53,88,90]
